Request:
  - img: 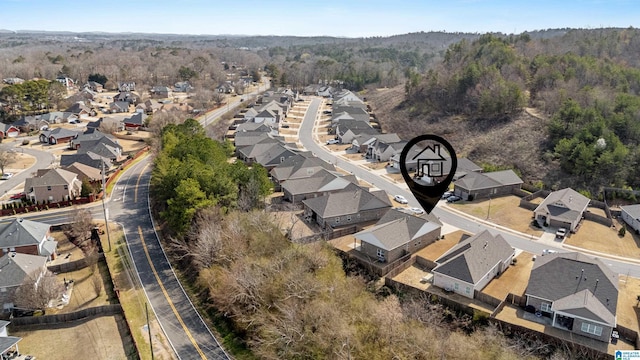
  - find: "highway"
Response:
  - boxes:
[298,98,640,278]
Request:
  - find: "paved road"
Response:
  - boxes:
[298,98,640,278]
[198,79,270,128]
[0,141,55,196]
[110,156,228,359]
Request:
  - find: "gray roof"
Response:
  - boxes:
[455,170,522,191]
[0,336,20,354]
[60,152,112,169]
[457,158,483,173]
[270,153,335,182]
[124,112,146,125]
[64,162,102,181]
[534,188,590,217]
[302,185,392,219]
[0,252,47,288]
[433,230,514,285]
[621,204,640,219]
[355,209,441,251]
[282,169,357,196]
[236,122,271,133]
[527,252,618,326]
[41,127,80,140]
[24,168,79,189]
[0,218,50,249]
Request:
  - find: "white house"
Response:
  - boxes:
[620,204,640,234]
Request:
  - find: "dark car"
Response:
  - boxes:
[441,191,454,199]
[446,195,462,203]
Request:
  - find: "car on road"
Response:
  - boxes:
[9,192,25,200]
[393,195,408,204]
[326,139,339,145]
[0,173,13,180]
[555,227,567,239]
[542,249,558,256]
[446,195,462,203]
[441,190,454,199]
[408,207,424,215]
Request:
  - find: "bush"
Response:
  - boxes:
[22,139,30,145]
[619,226,626,237]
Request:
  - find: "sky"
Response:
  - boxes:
[1,0,639,37]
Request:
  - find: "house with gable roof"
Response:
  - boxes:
[123,112,147,130]
[302,184,392,229]
[355,208,442,266]
[620,204,640,234]
[281,169,358,203]
[38,127,80,145]
[270,152,336,191]
[0,123,19,139]
[0,218,56,260]
[0,252,49,311]
[24,168,82,203]
[533,188,590,231]
[432,230,514,299]
[453,170,523,200]
[59,152,113,171]
[0,320,22,357]
[525,252,618,342]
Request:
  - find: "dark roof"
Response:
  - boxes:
[356,209,441,251]
[41,127,80,140]
[270,153,335,182]
[534,188,590,217]
[302,185,392,219]
[282,169,357,196]
[60,152,112,169]
[124,112,146,125]
[433,230,514,285]
[527,252,618,325]
[455,170,523,191]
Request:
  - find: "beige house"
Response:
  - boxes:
[24,168,82,203]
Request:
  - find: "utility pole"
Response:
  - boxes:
[101,159,112,252]
[146,302,154,360]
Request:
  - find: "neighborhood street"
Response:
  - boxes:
[298,98,640,278]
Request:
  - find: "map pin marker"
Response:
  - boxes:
[399,134,457,215]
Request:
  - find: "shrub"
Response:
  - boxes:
[619,226,626,237]
[22,139,30,145]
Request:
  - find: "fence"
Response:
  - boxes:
[48,253,105,273]
[382,254,415,278]
[325,225,359,240]
[9,304,122,326]
[415,256,437,271]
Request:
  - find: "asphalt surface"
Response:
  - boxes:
[110,156,228,360]
[298,98,640,278]
[0,141,55,196]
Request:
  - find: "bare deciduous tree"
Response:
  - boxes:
[64,208,94,253]
[0,149,16,175]
[14,270,62,310]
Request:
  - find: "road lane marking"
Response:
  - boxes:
[137,226,207,359]
[135,163,150,203]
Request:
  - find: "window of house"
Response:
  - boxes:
[465,287,471,295]
[581,323,602,336]
[335,217,340,223]
[540,303,552,312]
[47,186,52,191]
[377,249,384,257]
[64,185,68,190]
[454,283,459,291]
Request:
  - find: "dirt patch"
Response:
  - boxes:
[449,195,543,236]
[363,161,388,170]
[565,218,640,259]
[415,230,469,262]
[481,252,534,299]
[5,152,36,172]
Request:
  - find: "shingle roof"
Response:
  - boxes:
[25,168,78,189]
[527,252,618,326]
[534,188,590,216]
[270,153,335,182]
[455,170,523,191]
[302,185,392,218]
[621,204,640,219]
[433,230,513,285]
[0,219,50,249]
[64,162,102,181]
[355,210,441,251]
[0,252,47,288]
[41,127,80,140]
[282,169,357,196]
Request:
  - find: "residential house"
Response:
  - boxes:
[64,162,102,183]
[136,99,163,114]
[2,77,24,85]
[24,168,82,203]
[59,152,113,171]
[0,252,49,311]
[123,112,147,130]
[174,81,193,93]
[216,82,235,94]
[65,101,93,117]
[0,320,21,357]
[281,169,358,203]
[302,184,393,229]
[620,204,640,234]
[0,218,56,260]
[525,252,618,342]
[270,152,336,191]
[253,108,280,128]
[356,209,442,265]
[56,76,75,88]
[13,116,47,132]
[0,123,20,139]
[86,117,124,132]
[151,86,172,99]
[303,84,322,95]
[39,111,77,124]
[453,170,523,201]
[84,81,104,92]
[39,128,79,145]
[237,139,299,170]
[369,140,407,163]
[114,91,137,104]
[455,158,483,180]
[242,107,259,122]
[335,119,378,144]
[317,86,333,97]
[109,101,130,113]
[70,130,120,151]
[118,81,136,92]
[534,188,590,231]
[432,230,514,299]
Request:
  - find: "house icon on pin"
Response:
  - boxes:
[413,144,446,178]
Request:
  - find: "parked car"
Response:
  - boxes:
[326,139,339,145]
[542,249,558,256]
[409,207,425,215]
[393,195,408,204]
[555,227,567,239]
[10,192,25,200]
[281,123,290,128]
[0,173,13,180]
[446,195,462,203]
[441,190,454,199]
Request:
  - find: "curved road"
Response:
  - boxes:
[298,98,640,278]
[110,156,228,359]
[0,142,55,196]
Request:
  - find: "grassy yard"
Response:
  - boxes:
[564,218,640,259]
[449,195,544,237]
[481,251,534,299]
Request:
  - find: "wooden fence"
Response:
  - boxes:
[48,253,105,274]
[382,255,415,278]
[9,304,122,326]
